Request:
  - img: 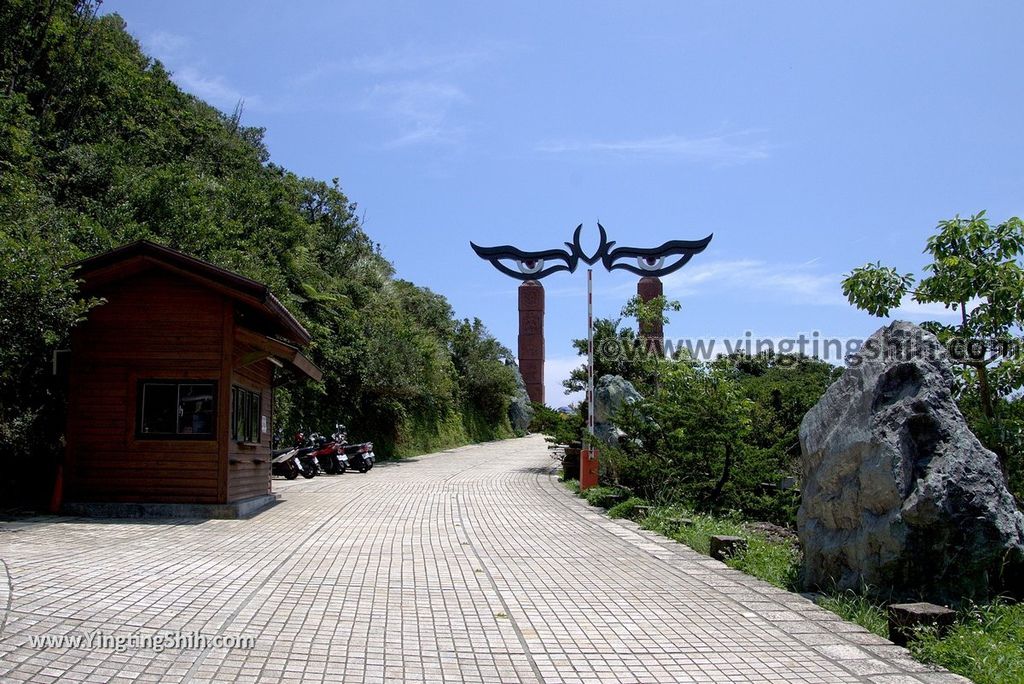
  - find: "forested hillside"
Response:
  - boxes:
[0,0,517,503]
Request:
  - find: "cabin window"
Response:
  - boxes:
[231,386,261,443]
[137,381,216,438]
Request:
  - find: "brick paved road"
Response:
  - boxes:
[0,435,967,683]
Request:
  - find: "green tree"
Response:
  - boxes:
[620,293,681,328]
[563,317,662,394]
[614,357,752,506]
[564,295,681,396]
[451,318,517,424]
[842,212,1024,475]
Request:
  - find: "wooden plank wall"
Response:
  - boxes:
[227,342,274,502]
[66,270,225,504]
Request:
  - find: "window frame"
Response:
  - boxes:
[231,385,262,444]
[135,379,218,440]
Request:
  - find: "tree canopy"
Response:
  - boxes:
[843,212,1024,491]
[0,0,518,503]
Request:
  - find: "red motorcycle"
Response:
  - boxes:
[309,427,348,475]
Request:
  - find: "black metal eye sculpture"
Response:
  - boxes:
[469,224,582,281]
[471,223,712,280]
[600,226,714,277]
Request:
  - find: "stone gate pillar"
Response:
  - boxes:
[638,276,664,357]
[518,280,545,404]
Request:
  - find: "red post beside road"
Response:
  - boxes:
[638,276,664,357]
[518,280,545,404]
[580,448,599,490]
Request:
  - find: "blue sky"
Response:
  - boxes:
[102,1,1024,405]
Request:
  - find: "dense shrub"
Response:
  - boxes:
[574,347,839,526]
[606,496,649,520]
[582,485,630,509]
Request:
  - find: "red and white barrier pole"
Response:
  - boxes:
[581,268,599,489]
[587,268,595,440]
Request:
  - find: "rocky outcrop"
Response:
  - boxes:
[798,321,1024,603]
[507,362,534,434]
[594,375,642,445]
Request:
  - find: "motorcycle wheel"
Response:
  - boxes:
[322,459,337,475]
[284,462,299,480]
[300,464,317,479]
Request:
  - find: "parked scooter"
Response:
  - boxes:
[292,432,321,479]
[336,424,375,473]
[271,445,303,480]
[269,428,298,479]
[309,427,348,475]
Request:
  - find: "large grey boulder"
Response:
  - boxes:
[594,375,642,445]
[507,362,534,434]
[798,321,1024,603]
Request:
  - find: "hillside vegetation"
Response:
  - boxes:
[0,1,516,503]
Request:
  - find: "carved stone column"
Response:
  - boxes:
[638,276,664,357]
[518,280,545,404]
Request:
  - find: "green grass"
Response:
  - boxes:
[607,497,649,519]
[727,537,800,590]
[813,590,1024,684]
[642,506,744,554]
[816,589,889,638]
[909,602,1024,684]
[582,485,631,509]
[625,505,800,590]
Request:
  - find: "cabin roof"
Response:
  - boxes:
[71,240,311,346]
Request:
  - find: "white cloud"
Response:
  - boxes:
[658,258,974,319]
[362,81,469,147]
[662,258,845,306]
[293,43,509,147]
[173,67,254,111]
[142,32,259,114]
[146,31,189,56]
[536,130,773,165]
[294,45,496,86]
[347,47,491,76]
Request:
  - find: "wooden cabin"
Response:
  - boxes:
[62,241,321,516]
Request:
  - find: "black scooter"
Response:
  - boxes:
[336,425,375,473]
[275,431,319,479]
[294,434,320,478]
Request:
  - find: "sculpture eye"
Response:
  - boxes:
[603,234,714,277]
[469,240,577,281]
[637,256,665,272]
[518,259,545,275]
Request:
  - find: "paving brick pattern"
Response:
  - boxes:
[0,435,968,683]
